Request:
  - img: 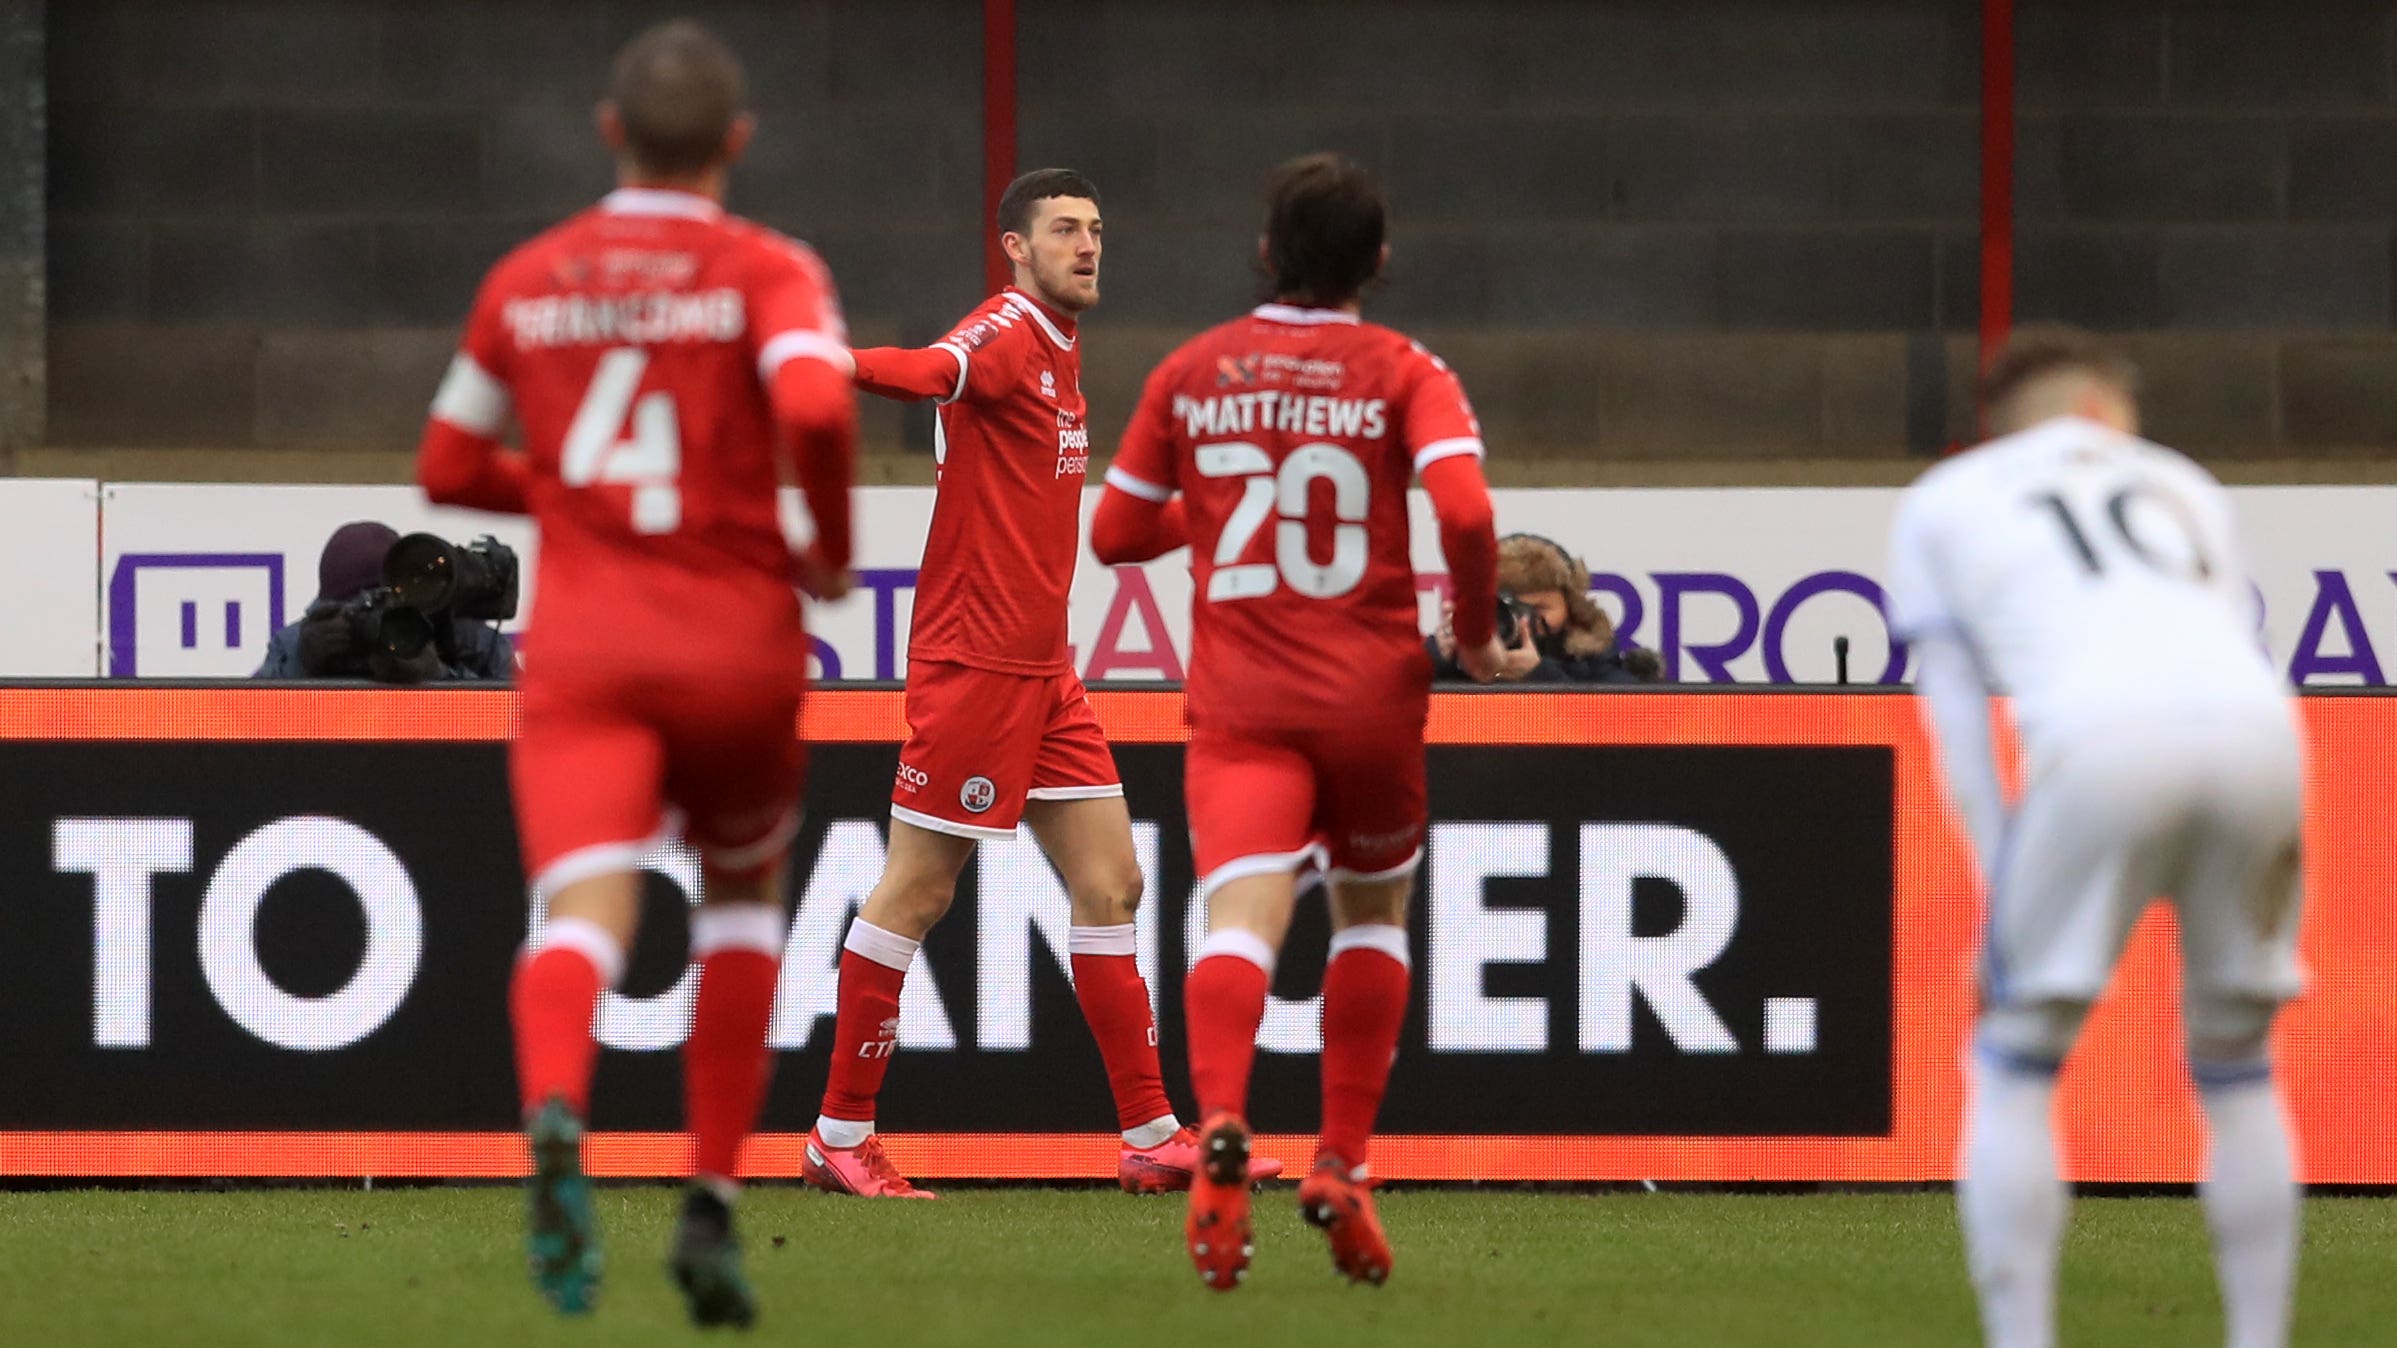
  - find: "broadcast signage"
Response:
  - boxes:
[0,688,2387,1185]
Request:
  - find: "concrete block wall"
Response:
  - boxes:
[41,0,2397,463]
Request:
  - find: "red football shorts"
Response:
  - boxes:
[1185,720,1428,896]
[890,659,1121,841]
[511,668,807,891]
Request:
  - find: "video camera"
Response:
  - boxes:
[335,534,520,663]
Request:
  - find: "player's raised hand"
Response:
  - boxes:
[795,549,855,602]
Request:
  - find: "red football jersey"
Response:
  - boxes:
[1108,304,1484,729]
[908,287,1090,675]
[433,189,847,676]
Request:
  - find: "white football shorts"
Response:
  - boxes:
[1982,709,2305,1012]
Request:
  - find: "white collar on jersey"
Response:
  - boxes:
[1001,289,1076,350]
[600,188,724,222]
[1252,303,1361,325]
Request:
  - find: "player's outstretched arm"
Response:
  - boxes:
[850,345,968,403]
[1090,483,1186,565]
[1911,634,2005,876]
[417,354,530,514]
[770,356,859,598]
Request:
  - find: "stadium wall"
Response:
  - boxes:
[39,0,2397,466]
[0,686,2388,1184]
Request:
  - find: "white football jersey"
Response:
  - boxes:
[1885,416,2287,767]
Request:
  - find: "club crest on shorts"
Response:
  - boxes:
[960,775,997,814]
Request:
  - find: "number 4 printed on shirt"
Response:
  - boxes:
[563,347,682,534]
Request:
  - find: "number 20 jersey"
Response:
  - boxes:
[449,189,846,676]
[1883,415,2289,767]
[1108,305,1484,730]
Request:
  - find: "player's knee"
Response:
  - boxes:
[867,871,960,936]
[1977,999,2089,1071]
[2186,995,2279,1072]
[1072,863,1144,926]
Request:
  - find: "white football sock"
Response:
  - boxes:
[2198,1072,2299,1348]
[1122,1115,1179,1150]
[814,1116,874,1149]
[1959,1049,2067,1348]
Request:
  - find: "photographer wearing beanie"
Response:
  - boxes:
[253,520,514,683]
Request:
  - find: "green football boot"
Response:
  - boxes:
[669,1182,758,1329]
[523,1097,603,1315]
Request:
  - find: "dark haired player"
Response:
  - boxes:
[800,170,1279,1199]
[415,20,854,1326]
[1090,152,1506,1290]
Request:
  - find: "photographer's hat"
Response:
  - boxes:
[318,521,400,601]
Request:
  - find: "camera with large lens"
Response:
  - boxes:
[384,533,520,623]
[317,534,519,679]
[334,587,437,662]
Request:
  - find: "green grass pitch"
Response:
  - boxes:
[2,1187,2391,1345]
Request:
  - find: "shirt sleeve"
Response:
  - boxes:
[943,307,1032,405]
[1400,341,1485,473]
[419,272,531,514]
[1882,487,1956,643]
[750,240,851,381]
[1103,357,1181,504]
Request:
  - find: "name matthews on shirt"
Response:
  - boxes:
[1174,391,1390,441]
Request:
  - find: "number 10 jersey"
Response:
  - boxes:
[1883,415,2289,770]
[1107,305,1485,731]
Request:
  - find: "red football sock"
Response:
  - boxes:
[684,905,786,1182]
[1319,924,1412,1170]
[818,919,916,1125]
[1069,925,1176,1133]
[511,917,621,1119]
[1184,930,1276,1122]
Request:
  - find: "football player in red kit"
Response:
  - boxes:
[1090,153,1509,1291]
[799,169,1279,1199]
[414,23,854,1327]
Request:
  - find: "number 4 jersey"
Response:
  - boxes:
[421,187,851,677]
[1883,414,2287,766]
[1106,304,1488,730]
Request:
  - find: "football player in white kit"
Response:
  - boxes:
[1884,329,2304,1348]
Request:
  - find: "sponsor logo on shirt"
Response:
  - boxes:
[960,776,997,814]
[1056,411,1090,478]
[1264,352,1347,389]
[1039,369,1057,399]
[597,249,700,288]
[1215,354,1261,388]
[895,761,929,794]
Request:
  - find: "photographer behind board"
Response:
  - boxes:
[1430,533,1663,685]
[254,520,517,683]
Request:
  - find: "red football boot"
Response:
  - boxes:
[1297,1153,1392,1286]
[1120,1125,1285,1194]
[1182,1114,1256,1291]
[799,1129,937,1200]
